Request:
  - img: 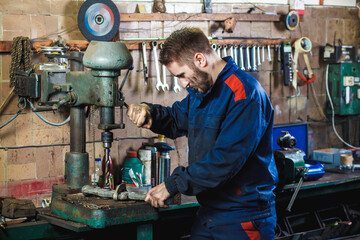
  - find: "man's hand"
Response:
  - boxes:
[127,104,152,128]
[145,182,171,208]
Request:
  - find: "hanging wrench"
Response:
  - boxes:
[246,45,251,71]
[261,45,265,63]
[211,43,217,53]
[223,44,227,57]
[239,45,245,71]
[257,45,261,67]
[234,45,238,66]
[141,42,149,85]
[152,41,163,91]
[267,44,272,62]
[217,44,221,57]
[173,76,181,93]
[252,45,257,72]
[229,44,234,59]
[160,43,169,91]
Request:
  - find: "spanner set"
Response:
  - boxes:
[211,43,275,72]
[139,41,182,93]
[139,41,277,93]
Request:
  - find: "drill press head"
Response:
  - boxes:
[83,41,133,189]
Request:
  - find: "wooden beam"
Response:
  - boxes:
[120,13,281,22]
[0,38,291,53]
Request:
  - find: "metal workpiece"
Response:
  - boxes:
[81,184,146,201]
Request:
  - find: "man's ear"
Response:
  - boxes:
[194,52,207,68]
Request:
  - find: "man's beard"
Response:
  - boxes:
[190,67,212,93]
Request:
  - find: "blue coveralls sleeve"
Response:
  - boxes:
[165,99,266,196]
[144,95,189,139]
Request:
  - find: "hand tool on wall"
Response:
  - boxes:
[261,45,265,63]
[152,41,164,91]
[280,41,294,86]
[239,45,245,71]
[267,44,272,62]
[246,45,251,71]
[173,76,181,93]
[160,43,169,91]
[252,45,257,72]
[78,0,120,41]
[292,37,313,90]
[257,45,261,67]
[223,44,228,57]
[234,45,238,66]
[217,44,221,57]
[136,42,149,85]
[229,44,234,60]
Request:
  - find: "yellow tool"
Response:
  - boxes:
[292,37,313,90]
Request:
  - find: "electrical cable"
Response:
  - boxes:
[325,64,360,149]
[0,97,27,129]
[28,100,70,126]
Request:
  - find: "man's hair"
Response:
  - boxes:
[159,27,213,68]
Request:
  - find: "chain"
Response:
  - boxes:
[9,37,32,87]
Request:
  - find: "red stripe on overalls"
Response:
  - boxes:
[224,74,246,102]
[241,221,261,240]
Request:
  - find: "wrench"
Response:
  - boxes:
[173,76,181,93]
[152,41,163,91]
[257,45,261,67]
[239,45,245,71]
[217,44,221,57]
[234,45,238,66]
[211,43,217,53]
[223,44,227,57]
[261,45,265,63]
[246,45,251,71]
[161,65,169,91]
[229,44,234,59]
[252,45,257,72]
[141,42,149,85]
[160,43,169,91]
[267,44,272,62]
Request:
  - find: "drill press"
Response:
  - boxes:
[49,41,133,199]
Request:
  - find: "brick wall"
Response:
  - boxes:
[0,1,359,207]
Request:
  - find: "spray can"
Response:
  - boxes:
[154,142,175,184]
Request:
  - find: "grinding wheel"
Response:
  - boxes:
[285,10,299,31]
[78,0,120,41]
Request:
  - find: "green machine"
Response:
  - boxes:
[327,63,360,115]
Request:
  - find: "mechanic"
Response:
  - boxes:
[127,27,278,239]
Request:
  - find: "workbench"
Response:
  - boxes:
[2,171,360,239]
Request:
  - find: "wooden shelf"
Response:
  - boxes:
[120,13,281,22]
[0,38,292,53]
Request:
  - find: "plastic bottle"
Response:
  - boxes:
[122,151,144,186]
[138,149,152,186]
[91,158,102,186]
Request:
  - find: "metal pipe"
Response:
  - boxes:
[70,107,86,153]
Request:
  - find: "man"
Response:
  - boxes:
[127,27,278,239]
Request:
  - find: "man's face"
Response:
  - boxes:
[167,61,212,93]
